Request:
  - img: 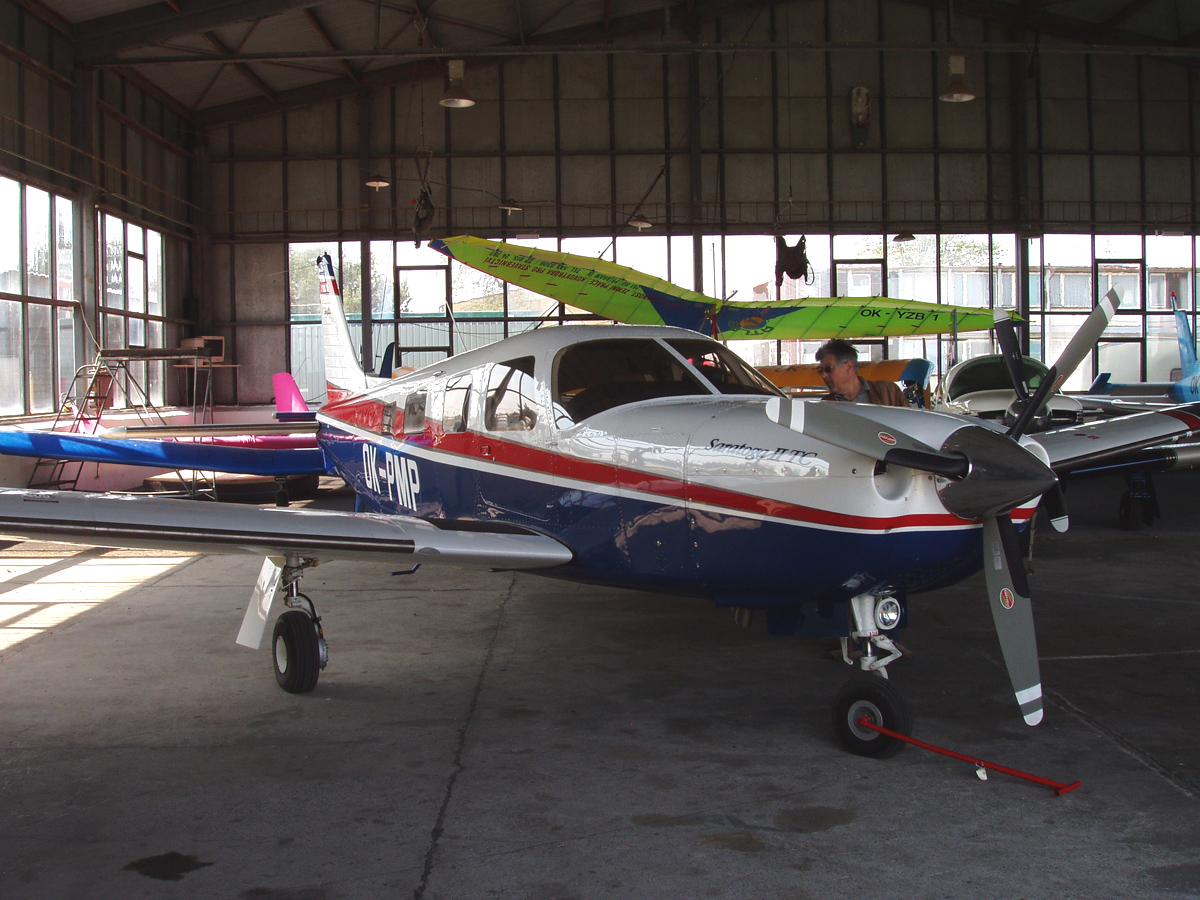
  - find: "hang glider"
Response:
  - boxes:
[430,234,1006,341]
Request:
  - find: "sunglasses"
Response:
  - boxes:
[817,362,847,375]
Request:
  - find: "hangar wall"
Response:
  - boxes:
[3,0,1200,408]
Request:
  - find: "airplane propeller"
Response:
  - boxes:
[765,398,1058,727]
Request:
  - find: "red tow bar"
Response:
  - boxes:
[857,716,1081,796]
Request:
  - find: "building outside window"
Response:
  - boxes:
[99,213,167,407]
[0,175,77,417]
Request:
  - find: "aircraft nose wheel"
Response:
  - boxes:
[833,675,912,757]
[272,607,325,694]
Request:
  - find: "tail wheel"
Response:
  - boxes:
[273,609,322,694]
[833,675,911,758]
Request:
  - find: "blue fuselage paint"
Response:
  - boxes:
[319,426,984,636]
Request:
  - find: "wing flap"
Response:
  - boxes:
[1032,404,1200,472]
[0,489,573,570]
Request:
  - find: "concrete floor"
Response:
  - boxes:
[1,473,1198,899]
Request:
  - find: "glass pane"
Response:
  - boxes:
[616,235,670,283]
[836,263,882,297]
[779,234,832,299]
[1027,237,1043,312]
[104,214,124,310]
[450,259,503,314]
[398,268,447,315]
[1097,341,1141,383]
[55,196,73,303]
[1042,234,1092,266]
[339,241,362,317]
[146,229,161,314]
[105,314,125,349]
[397,240,444,268]
[1095,234,1141,259]
[833,234,883,260]
[288,241,340,318]
[722,235,775,303]
[128,256,146,314]
[991,234,1017,310]
[939,235,992,308]
[370,240,394,319]
[290,322,325,403]
[149,321,164,405]
[27,303,53,413]
[670,235,694,291]
[1045,315,1092,390]
[0,178,19,293]
[1147,326,1186,381]
[888,234,937,302]
[128,316,145,347]
[1098,263,1141,313]
[57,306,75,401]
[0,299,24,414]
[25,186,51,299]
[127,223,143,256]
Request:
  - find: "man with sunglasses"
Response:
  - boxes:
[815,339,908,407]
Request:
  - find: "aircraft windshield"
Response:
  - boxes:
[664,339,783,397]
[554,338,711,421]
[947,356,1049,400]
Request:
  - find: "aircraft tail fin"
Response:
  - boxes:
[272,373,310,414]
[1172,292,1199,379]
[317,253,370,400]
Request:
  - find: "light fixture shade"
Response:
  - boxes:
[365,175,390,190]
[499,198,522,214]
[940,54,975,102]
[629,213,652,231]
[440,59,475,108]
[892,231,916,243]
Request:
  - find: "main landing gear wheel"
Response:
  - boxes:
[273,609,323,693]
[1118,490,1141,531]
[833,675,912,758]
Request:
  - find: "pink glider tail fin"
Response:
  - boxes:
[273,373,310,414]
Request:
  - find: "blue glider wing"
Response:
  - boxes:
[0,429,328,477]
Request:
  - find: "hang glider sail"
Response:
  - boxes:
[430,234,1006,341]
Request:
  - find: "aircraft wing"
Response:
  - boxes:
[0,488,573,570]
[1030,404,1200,472]
[431,235,1002,340]
[0,428,328,476]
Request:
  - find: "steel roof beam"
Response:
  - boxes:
[74,0,321,62]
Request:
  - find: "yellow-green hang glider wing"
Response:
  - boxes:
[430,235,1007,340]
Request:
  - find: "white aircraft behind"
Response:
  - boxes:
[0,259,1196,758]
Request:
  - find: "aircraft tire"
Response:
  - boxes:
[1118,491,1141,532]
[832,675,910,758]
[273,610,321,693]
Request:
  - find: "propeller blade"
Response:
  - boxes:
[1006,364,1059,439]
[982,513,1043,726]
[765,398,969,479]
[1049,287,1121,391]
[1041,483,1069,533]
[993,307,1030,401]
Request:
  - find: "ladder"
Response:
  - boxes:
[27,348,217,498]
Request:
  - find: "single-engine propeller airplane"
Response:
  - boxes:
[0,253,1198,757]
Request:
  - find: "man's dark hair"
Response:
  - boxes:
[815,339,858,366]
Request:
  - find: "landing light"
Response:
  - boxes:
[875,597,901,630]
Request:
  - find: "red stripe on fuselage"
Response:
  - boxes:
[322,405,985,531]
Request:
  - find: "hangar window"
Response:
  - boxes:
[99,213,167,407]
[0,176,77,417]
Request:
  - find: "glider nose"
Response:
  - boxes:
[935,425,1057,519]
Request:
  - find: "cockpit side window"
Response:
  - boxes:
[553,338,710,422]
[946,357,1049,401]
[485,356,542,432]
[442,375,471,433]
